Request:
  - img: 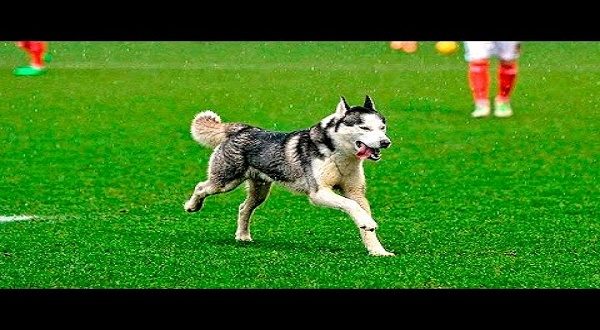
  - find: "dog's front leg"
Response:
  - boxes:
[309,188,394,256]
[310,188,377,230]
[343,187,371,215]
[358,230,394,256]
[343,189,394,257]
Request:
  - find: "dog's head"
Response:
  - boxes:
[325,95,391,161]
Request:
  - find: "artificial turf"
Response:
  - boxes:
[0,41,598,288]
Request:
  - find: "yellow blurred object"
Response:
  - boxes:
[435,41,459,55]
[390,41,418,53]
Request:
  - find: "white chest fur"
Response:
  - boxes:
[312,154,364,189]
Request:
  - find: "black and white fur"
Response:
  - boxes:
[184,96,393,256]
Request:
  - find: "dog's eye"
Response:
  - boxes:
[380,126,386,130]
[359,126,371,131]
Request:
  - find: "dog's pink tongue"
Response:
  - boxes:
[356,144,372,160]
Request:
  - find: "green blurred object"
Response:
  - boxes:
[44,53,53,63]
[13,65,46,76]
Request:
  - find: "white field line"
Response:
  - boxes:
[1,62,451,71]
[0,62,594,72]
[0,215,36,223]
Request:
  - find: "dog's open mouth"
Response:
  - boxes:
[355,141,381,161]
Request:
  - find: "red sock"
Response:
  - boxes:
[468,60,490,104]
[18,41,47,67]
[498,61,518,102]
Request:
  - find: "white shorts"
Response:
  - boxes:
[464,41,521,62]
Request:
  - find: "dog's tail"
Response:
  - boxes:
[191,111,246,148]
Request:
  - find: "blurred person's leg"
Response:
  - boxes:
[14,41,48,76]
[465,42,492,117]
[494,42,520,117]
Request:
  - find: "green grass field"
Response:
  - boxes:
[0,42,598,288]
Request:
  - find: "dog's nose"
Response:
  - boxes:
[380,140,391,148]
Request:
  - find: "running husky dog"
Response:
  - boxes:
[184,96,394,256]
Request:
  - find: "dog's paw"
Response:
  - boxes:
[369,250,395,257]
[235,233,253,242]
[184,198,204,213]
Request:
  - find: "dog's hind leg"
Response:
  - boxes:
[184,145,247,213]
[184,178,244,212]
[235,179,272,241]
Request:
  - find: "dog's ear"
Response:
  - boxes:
[336,96,350,117]
[364,95,376,110]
